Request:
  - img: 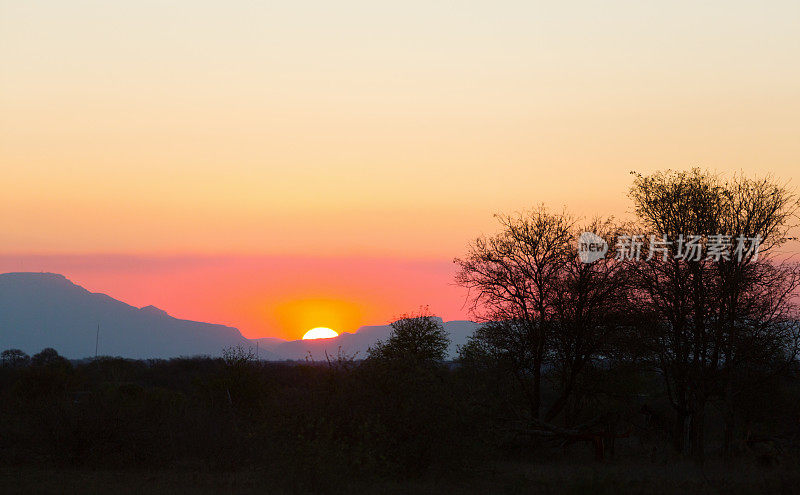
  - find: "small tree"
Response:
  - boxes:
[1,349,30,368]
[367,308,450,364]
[362,309,457,476]
[31,348,71,369]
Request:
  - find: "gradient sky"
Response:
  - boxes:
[2,1,799,339]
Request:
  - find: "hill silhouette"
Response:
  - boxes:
[0,272,477,359]
[0,272,260,359]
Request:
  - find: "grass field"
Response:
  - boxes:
[3,459,799,494]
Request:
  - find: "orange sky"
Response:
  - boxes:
[1,1,799,338]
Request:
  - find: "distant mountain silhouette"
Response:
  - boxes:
[0,272,478,360]
[0,272,262,359]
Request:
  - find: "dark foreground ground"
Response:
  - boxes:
[3,460,799,495]
[4,354,800,493]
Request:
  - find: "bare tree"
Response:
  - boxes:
[628,169,800,459]
[713,174,800,457]
[456,207,631,424]
[455,206,575,421]
[547,217,632,423]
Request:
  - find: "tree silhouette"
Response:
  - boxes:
[367,308,449,364]
[628,169,800,459]
[1,349,30,368]
[31,347,71,369]
[455,206,575,420]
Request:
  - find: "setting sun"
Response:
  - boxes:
[302,327,339,340]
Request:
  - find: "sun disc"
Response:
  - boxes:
[302,327,339,340]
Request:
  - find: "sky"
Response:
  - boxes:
[1,1,799,339]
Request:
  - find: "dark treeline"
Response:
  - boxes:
[2,169,800,490]
[0,335,482,490]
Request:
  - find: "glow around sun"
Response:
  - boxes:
[302,327,339,340]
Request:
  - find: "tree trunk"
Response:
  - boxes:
[532,361,542,420]
[722,362,739,459]
[690,396,706,462]
[673,408,687,454]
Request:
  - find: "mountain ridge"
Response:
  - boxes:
[0,272,478,360]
